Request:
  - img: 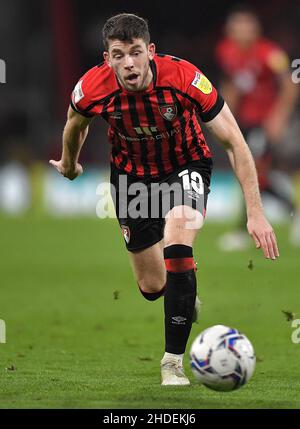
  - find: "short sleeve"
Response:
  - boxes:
[184,68,224,122]
[70,78,99,118]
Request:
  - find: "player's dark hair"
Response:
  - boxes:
[102,13,150,50]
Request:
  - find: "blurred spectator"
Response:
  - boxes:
[215,5,300,248]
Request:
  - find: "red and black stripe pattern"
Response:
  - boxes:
[71,54,224,179]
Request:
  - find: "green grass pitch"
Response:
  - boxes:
[0,216,300,409]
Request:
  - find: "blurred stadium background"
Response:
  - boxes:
[1,0,300,409]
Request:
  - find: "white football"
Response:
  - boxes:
[190,325,256,391]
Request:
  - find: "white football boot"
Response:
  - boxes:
[161,291,200,385]
[161,354,190,386]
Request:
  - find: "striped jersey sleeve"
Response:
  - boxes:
[180,64,224,122]
[70,63,119,118]
[71,74,99,117]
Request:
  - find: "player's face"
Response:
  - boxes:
[226,13,261,47]
[104,38,155,92]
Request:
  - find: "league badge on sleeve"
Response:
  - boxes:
[191,72,212,94]
[72,80,84,104]
[159,104,178,121]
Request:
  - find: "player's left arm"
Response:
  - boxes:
[263,49,299,143]
[205,102,279,260]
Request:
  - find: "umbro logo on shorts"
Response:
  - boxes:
[172,316,187,325]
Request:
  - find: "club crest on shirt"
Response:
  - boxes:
[158,104,177,121]
[121,225,130,244]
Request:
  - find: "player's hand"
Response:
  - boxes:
[247,214,279,260]
[49,159,83,181]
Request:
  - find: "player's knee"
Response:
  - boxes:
[166,206,204,230]
[164,232,195,248]
[137,277,165,294]
[164,217,204,248]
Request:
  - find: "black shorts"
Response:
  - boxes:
[110,159,212,252]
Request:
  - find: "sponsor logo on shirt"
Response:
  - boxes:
[117,126,180,142]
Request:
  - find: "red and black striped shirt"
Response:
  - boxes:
[71,54,224,178]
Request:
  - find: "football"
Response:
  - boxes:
[190,325,256,391]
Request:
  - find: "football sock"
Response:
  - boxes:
[164,244,197,355]
[138,284,166,301]
[162,352,184,363]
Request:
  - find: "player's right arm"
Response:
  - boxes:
[179,63,279,259]
[49,105,93,180]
